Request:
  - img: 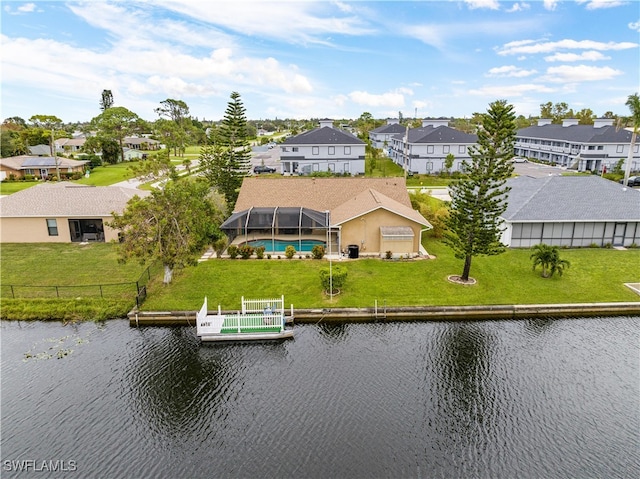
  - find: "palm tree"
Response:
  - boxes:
[622,93,640,186]
[530,243,570,278]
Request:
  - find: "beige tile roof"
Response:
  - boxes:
[234,177,431,227]
[330,188,431,226]
[0,183,149,217]
[235,177,413,211]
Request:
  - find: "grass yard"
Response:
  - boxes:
[1,243,154,321]
[1,243,145,286]
[0,181,39,195]
[74,161,141,186]
[141,240,640,311]
[2,241,638,319]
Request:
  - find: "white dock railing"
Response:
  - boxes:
[241,295,285,315]
[197,296,290,337]
[221,312,284,333]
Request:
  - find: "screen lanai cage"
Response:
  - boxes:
[220,207,334,253]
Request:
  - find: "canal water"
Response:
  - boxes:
[1,317,638,478]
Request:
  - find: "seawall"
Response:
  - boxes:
[128,302,640,327]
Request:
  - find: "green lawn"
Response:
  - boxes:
[74,161,141,186]
[0,181,39,195]
[1,243,154,321]
[2,240,638,318]
[1,243,146,286]
[141,240,640,311]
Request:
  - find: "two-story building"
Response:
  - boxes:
[279,119,366,175]
[369,119,408,150]
[514,119,639,173]
[387,119,477,174]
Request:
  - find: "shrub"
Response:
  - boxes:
[285,245,296,259]
[212,237,229,258]
[385,250,393,259]
[311,244,325,259]
[320,266,348,293]
[603,242,613,249]
[239,244,254,259]
[255,246,265,259]
[227,244,239,259]
[267,254,272,259]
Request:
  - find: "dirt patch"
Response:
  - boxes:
[447,275,477,285]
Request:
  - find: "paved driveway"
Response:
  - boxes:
[514,161,565,178]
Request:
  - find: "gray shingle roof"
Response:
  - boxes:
[516,124,633,143]
[409,125,477,144]
[283,126,365,145]
[0,183,149,217]
[0,155,88,170]
[503,175,640,222]
[370,123,408,135]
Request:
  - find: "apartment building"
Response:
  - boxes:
[515,119,639,173]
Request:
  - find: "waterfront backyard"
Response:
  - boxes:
[1,241,638,320]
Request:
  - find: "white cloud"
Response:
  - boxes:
[541,64,623,83]
[348,90,409,108]
[152,0,375,45]
[18,3,36,13]
[576,0,627,10]
[543,0,558,11]
[4,2,37,14]
[464,0,500,9]
[544,51,610,61]
[506,2,530,13]
[498,38,638,55]
[468,83,556,97]
[629,20,640,32]
[487,65,537,77]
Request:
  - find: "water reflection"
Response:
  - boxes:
[1,318,638,479]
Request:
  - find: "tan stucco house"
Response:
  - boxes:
[0,183,148,243]
[221,177,432,257]
[0,155,89,181]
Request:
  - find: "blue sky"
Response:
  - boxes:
[2,0,638,123]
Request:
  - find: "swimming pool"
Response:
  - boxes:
[243,239,326,252]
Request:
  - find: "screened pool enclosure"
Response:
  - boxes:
[220,207,333,252]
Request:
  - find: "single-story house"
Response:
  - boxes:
[28,145,53,156]
[500,175,640,248]
[0,155,89,181]
[221,177,432,257]
[0,183,149,243]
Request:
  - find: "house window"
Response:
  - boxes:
[312,146,319,155]
[459,145,465,154]
[443,145,450,154]
[46,219,58,236]
[427,145,434,154]
[292,147,299,152]
[344,146,351,155]
[617,145,624,153]
[328,146,335,155]
[282,147,288,152]
[597,146,603,150]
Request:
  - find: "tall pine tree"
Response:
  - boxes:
[444,99,516,282]
[216,92,251,209]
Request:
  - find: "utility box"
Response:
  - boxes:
[348,244,359,259]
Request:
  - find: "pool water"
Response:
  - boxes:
[244,238,325,252]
